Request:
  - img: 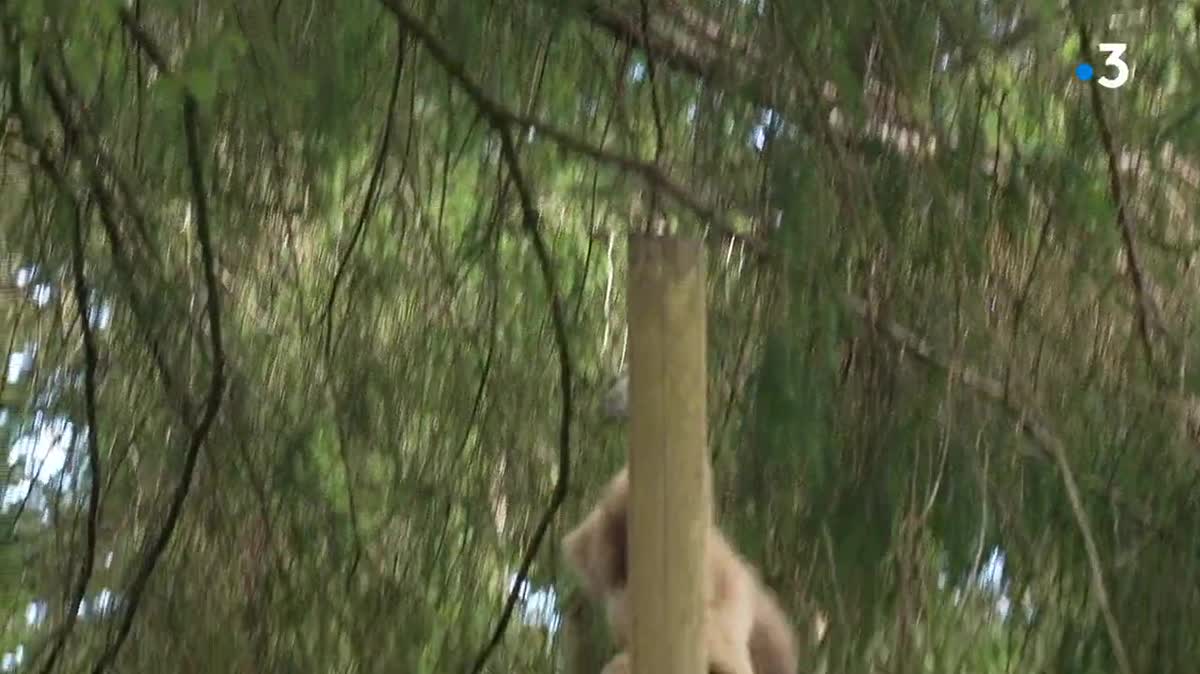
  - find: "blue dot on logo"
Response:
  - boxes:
[1076,63,1094,81]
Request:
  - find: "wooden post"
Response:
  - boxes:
[627,234,709,674]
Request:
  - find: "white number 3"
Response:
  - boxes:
[1097,43,1130,89]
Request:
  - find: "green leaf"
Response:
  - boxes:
[187,68,218,107]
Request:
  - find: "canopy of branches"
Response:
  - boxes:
[1,1,1198,673]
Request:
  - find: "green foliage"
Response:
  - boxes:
[2,1,1199,673]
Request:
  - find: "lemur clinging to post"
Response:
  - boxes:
[562,372,798,674]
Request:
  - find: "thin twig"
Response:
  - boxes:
[2,36,108,674]
[31,34,187,416]
[36,200,105,674]
[470,127,574,674]
[639,0,666,227]
[91,11,227,674]
[844,292,1134,674]
[1071,5,1167,388]
[322,31,407,358]
[372,5,575,671]
[317,30,408,587]
[376,0,762,256]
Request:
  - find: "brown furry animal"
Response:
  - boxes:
[562,467,798,674]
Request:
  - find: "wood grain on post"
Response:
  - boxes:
[627,234,709,674]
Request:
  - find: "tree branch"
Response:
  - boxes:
[843,293,1134,674]
[32,169,106,674]
[369,4,577,670]
[90,11,227,674]
[377,0,763,256]
[1071,6,1168,388]
[322,29,407,359]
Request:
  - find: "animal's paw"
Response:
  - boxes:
[600,652,631,674]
